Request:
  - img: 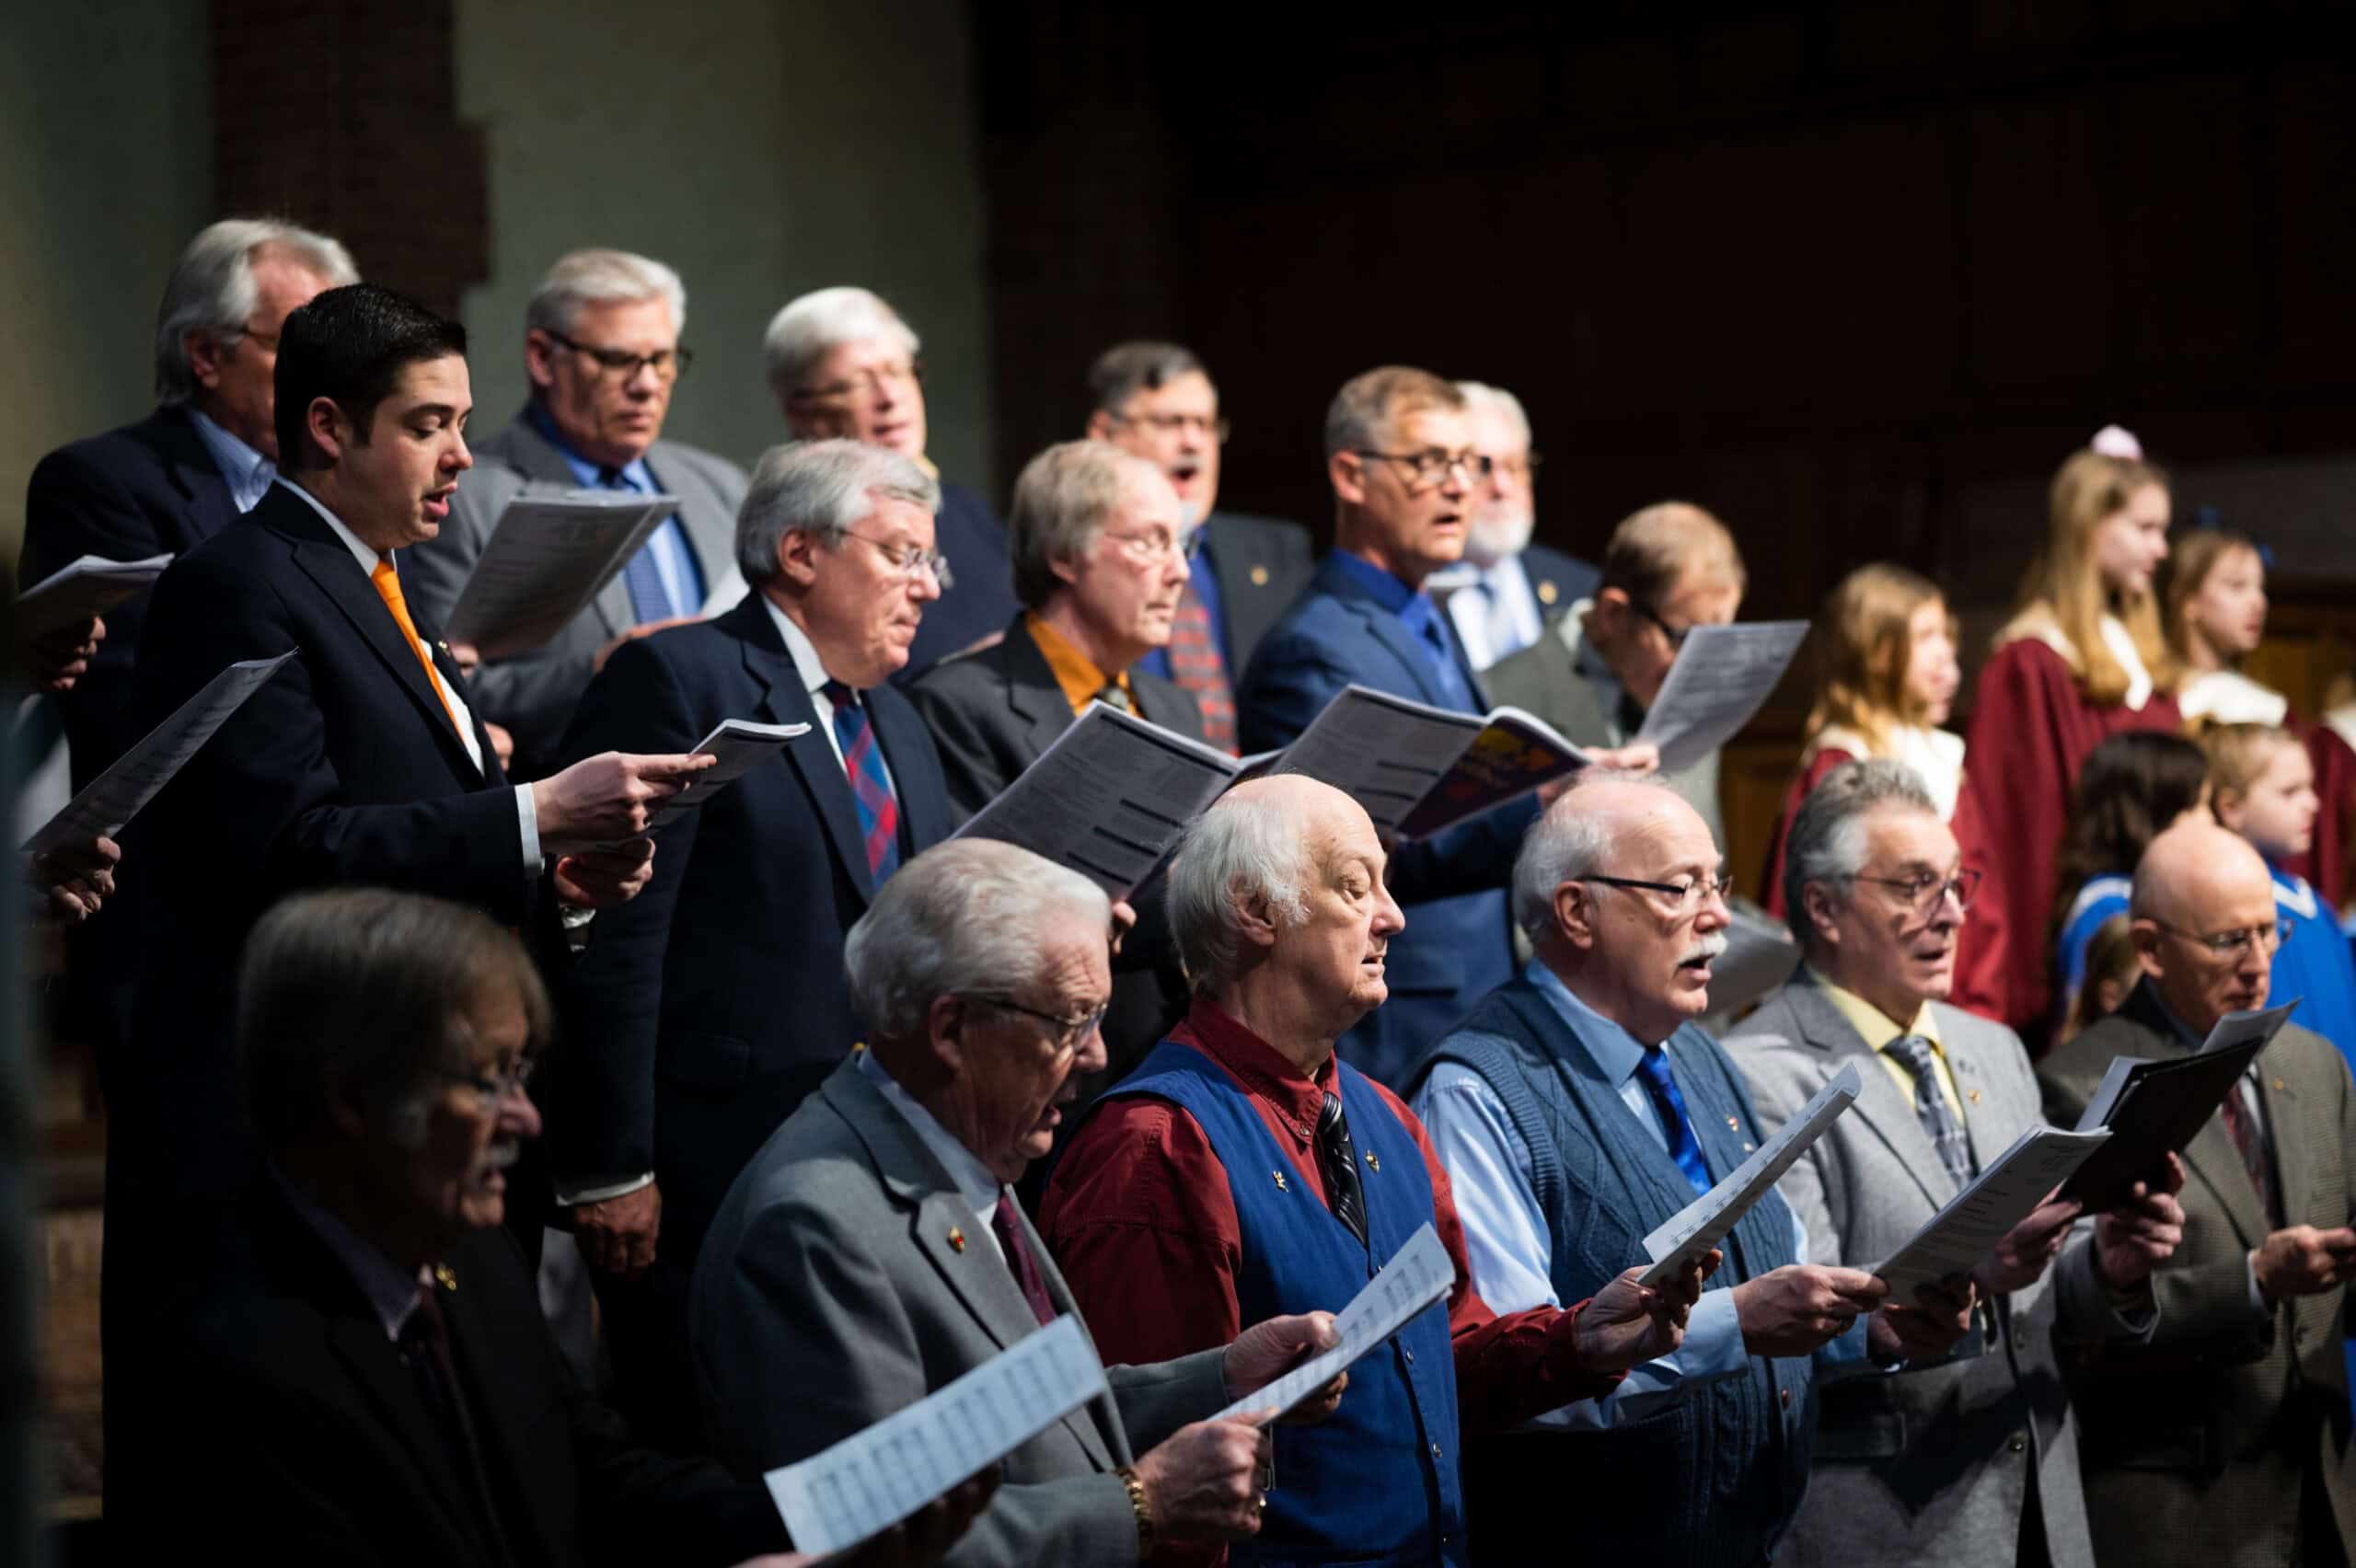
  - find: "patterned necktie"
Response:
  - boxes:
[1164,586,1237,754]
[824,681,900,882]
[1886,1034,1977,1193]
[398,1284,515,1566]
[1316,1091,1370,1249]
[989,1203,1057,1328]
[1635,1048,1714,1197]
[2217,1077,2282,1227]
[370,560,462,736]
[1093,680,1133,714]
[603,466,681,625]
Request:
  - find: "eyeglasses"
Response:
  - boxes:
[1850,867,1983,917]
[1582,871,1736,918]
[966,994,1111,1053]
[1108,409,1230,444]
[792,360,924,406]
[1351,448,1491,489]
[1487,452,1543,483]
[2151,917,2291,957]
[439,1057,537,1109]
[226,324,283,354]
[543,329,692,384]
[845,529,954,589]
[1101,525,1200,564]
[1630,599,1696,651]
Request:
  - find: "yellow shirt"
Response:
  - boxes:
[1809,969,1967,1125]
[1024,613,1134,718]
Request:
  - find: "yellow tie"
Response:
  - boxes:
[370,559,462,736]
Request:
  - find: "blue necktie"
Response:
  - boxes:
[1636,1048,1713,1197]
[825,681,900,882]
[1409,601,1477,711]
[601,466,684,625]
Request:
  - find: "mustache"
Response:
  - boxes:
[1679,933,1729,966]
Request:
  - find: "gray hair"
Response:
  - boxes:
[1165,790,1317,991]
[1456,381,1532,449]
[153,218,358,403]
[1006,441,1167,609]
[1511,772,1682,940]
[735,439,941,587]
[1087,340,1209,416]
[1322,365,1464,461]
[524,248,687,340]
[763,285,921,396]
[844,839,1110,1043]
[1782,757,1940,946]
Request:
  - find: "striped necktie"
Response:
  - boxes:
[1886,1034,1977,1193]
[1163,587,1237,754]
[825,681,900,882]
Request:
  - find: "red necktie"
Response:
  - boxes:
[2218,1080,2282,1228]
[1164,587,1238,755]
[990,1203,1057,1327]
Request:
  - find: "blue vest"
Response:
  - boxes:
[1412,978,1815,1568]
[1114,1040,1467,1568]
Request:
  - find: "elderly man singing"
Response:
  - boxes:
[692,837,1350,1567]
[1732,758,2183,1568]
[1041,775,1705,1568]
[1406,775,1937,1566]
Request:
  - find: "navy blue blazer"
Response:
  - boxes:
[550,594,954,1252]
[893,478,1020,686]
[1234,552,1535,1089]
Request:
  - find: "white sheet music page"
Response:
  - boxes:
[762,1313,1107,1556]
[442,491,677,659]
[1635,621,1810,775]
[1873,1125,2112,1295]
[632,718,808,838]
[1639,1063,1861,1286]
[1211,1221,1455,1425]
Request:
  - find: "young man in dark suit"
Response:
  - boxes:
[550,438,958,1453]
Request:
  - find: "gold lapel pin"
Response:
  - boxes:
[433,1263,457,1292]
[1364,1151,1380,1173]
[1251,565,1271,586]
[1537,580,1559,605]
[1273,1170,1288,1192]
[948,1227,966,1253]
[1969,1089,1981,1104]
[1727,1115,1739,1130]
[2274,1078,2286,1090]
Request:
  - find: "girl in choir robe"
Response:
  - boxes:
[2201,721,2356,1053]
[1759,564,2015,1009]
[2048,732,2212,1031]
[2165,526,2356,909]
[1958,427,2183,1036]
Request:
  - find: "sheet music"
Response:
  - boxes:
[442,491,677,659]
[1873,1125,2111,1294]
[22,651,296,855]
[953,703,1242,896]
[1266,686,1486,835]
[1393,705,1592,840]
[2199,998,2300,1057]
[763,1313,1107,1557]
[635,718,808,837]
[1211,1222,1454,1425]
[16,552,172,640]
[1641,1063,1861,1286]
[1636,621,1810,775]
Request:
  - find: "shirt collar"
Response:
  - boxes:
[1329,548,1424,617]
[1024,611,1130,716]
[2134,976,2209,1052]
[1807,965,1941,1051]
[271,1163,433,1343]
[1524,956,1658,1087]
[854,1048,1004,1224]
[760,593,846,703]
[186,408,274,507]
[275,477,387,575]
[527,400,655,492]
[1179,995,1334,1147]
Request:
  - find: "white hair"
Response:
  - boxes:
[764,285,922,396]
[1512,772,1684,940]
[524,248,687,340]
[735,439,940,587]
[844,839,1110,1043]
[153,218,358,403]
[1006,441,1169,610]
[1782,757,1940,946]
[1456,381,1532,449]
[1164,790,1317,991]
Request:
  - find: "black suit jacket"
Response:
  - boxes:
[129,484,547,1208]
[1200,508,1317,675]
[145,1181,784,1568]
[551,594,954,1252]
[894,478,1021,686]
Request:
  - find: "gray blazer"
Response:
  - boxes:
[2038,980,2356,1568]
[1730,977,2142,1568]
[403,409,746,779]
[688,1056,1228,1567]
[1480,600,1725,851]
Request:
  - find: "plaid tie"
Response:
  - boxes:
[2218,1078,2282,1227]
[1886,1035,1977,1193]
[1636,1048,1714,1198]
[825,681,899,882]
[1164,586,1237,754]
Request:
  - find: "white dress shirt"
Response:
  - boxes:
[1430,554,1546,673]
[760,593,897,795]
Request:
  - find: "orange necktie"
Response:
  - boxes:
[370,559,462,736]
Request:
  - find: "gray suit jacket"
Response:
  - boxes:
[1481,599,1724,851]
[404,409,746,778]
[688,1057,1228,1566]
[2037,979,2356,1568]
[1731,976,2141,1568]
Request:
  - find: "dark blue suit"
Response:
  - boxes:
[1236,553,1534,1088]
[893,478,1019,685]
[551,593,953,1449]
[1516,542,1600,622]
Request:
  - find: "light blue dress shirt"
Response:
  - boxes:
[529,405,704,622]
[187,409,276,513]
[1412,959,1823,1428]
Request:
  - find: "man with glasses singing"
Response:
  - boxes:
[1485,498,1746,850]
[1408,774,1941,1565]
[2038,818,2356,1568]
[548,439,959,1453]
[1733,758,2183,1568]
[408,248,747,780]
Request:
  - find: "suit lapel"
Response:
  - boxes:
[1946,1045,2003,1172]
[1013,1201,1120,1469]
[743,630,877,903]
[323,1308,491,1553]
[2258,1065,2307,1231]
[871,688,950,855]
[154,409,243,546]
[1784,983,1954,1210]
[437,1253,569,1557]
[997,629,1077,765]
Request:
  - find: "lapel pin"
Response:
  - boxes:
[1251,565,1271,586]
[1364,1150,1380,1173]
[1969,1089,1981,1104]
[1272,1170,1288,1192]
[1743,1142,1755,1153]
[433,1263,457,1292]
[1537,580,1559,605]
[2274,1078,2286,1090]
[947,1226,966,1253]
[1727,1115,1739,1130]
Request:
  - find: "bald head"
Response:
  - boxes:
[2131,819,2279,1033]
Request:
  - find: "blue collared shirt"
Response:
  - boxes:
[1327,550,1476,710]
[187,409,276,513]
[1137,531,1233,684]
[526,403,705,621]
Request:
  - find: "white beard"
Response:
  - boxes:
[1465,507,1534,568]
